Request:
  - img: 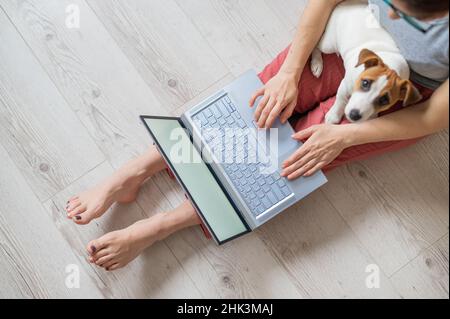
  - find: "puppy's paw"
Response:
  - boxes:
[325,111,342,124]
[310,60,323,78]
[310,50,323,78]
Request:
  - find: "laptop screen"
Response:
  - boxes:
[141,117,249,244]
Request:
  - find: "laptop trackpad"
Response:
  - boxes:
[277,139,328,200]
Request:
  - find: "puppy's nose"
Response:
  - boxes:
[349,109,362,122]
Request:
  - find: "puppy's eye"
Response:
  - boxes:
[378,94,390,106]
[361,79,372,91]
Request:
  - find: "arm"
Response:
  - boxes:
[278,0,344,80]
[282,80,449,179]
[250,0,345,128]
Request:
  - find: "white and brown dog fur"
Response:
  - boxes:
[311,0,422,123]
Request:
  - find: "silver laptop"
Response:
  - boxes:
[141,70,327,245]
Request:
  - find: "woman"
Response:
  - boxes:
[66,0,448,271]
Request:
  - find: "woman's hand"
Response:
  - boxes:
[281,124,354,179]
[249,69,300,129]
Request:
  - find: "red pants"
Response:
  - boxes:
[258,47,435,172]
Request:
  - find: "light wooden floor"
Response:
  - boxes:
[0,0,448,299]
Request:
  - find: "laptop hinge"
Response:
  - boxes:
[180,113,251,231]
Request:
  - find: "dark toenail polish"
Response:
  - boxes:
[91,245,96,253]
[75,216,81,220]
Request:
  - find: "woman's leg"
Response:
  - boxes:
[87,200,201,271]
[66,146,167,224]
[258,46,346,114]
[68,145,202,271]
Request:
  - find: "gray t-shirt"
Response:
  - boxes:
[369,0,449,89]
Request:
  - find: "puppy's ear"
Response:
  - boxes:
[356,49,384,69]
[399,80,422,106]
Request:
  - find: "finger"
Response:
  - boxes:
[254,94,270,122]
[292,126,315,141]
[303,162,326,177]
[282,145,309,168]
[288,159,319,180]
[249,87,265,107]
[281,152,316,177]
[265,99,284,129]
[280,99,298,124]
[258,96,277,128]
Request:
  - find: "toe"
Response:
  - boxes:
[72,214,90,225]
[106,263,121,271]
[66,200,81,213]
[91,248,110,262]
[73,208,99,225]
[87,237,109,256]
[103,259,117,270]
[68,205,86,218]
[67,196,79,204]
[96,255,115,267]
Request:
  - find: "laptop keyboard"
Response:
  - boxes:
[192,94,293,217]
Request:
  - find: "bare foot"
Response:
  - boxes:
[66,177,140,225]
[66,149,165,225]
[87,201,200,271]
[86,215,164,271]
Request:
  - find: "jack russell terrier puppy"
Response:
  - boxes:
[311,0,422,123]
